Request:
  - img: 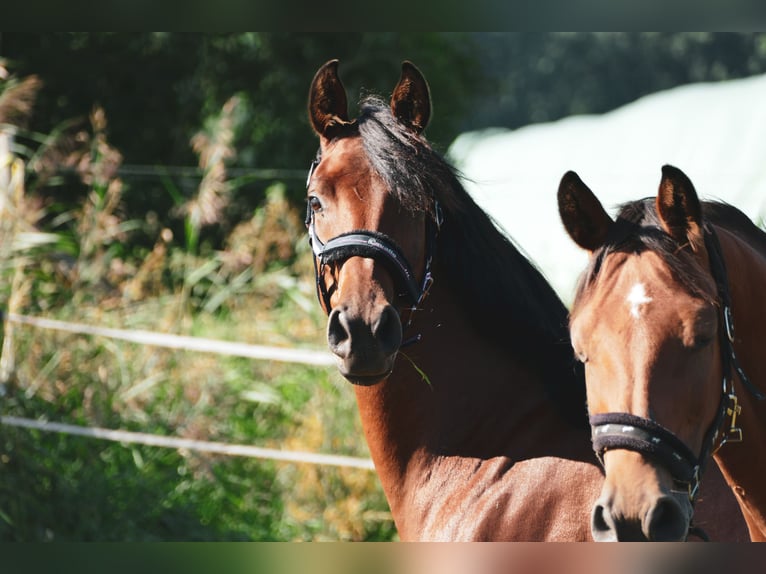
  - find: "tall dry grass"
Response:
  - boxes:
[0,69,394,541]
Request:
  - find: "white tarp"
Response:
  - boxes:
[448,73,766,303]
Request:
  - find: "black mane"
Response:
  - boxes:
[356,96,584,420]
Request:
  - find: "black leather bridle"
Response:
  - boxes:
[304,157,442,344]
[589,224,765,516]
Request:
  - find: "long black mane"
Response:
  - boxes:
[356,96,584,419]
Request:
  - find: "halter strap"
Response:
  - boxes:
[704,225,766,401]
[307,223,422,306]
[590,412,703,497]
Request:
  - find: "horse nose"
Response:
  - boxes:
[327,304,402,359]
[643,495,689,542]
[591,492,689,542]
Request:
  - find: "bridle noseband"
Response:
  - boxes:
[589,225,765,521]
[304,157,442,344]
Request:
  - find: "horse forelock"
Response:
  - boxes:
[356,95,446,218]
[573,198,719,311]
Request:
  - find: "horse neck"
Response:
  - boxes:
[711,224,766,540]
[352,262,592,529]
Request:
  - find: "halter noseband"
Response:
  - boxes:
[590,225,765,511]
[304,157,442,341]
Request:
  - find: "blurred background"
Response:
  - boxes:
[1,32,765,541]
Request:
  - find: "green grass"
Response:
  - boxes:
[0,264,396,541]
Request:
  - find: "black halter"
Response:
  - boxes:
[304,158,442,343]
[590,224,765,511]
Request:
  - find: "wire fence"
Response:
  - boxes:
[0,415,374,470]
[4,313,336,366]
[0,131,372,472]
[0,313,375,471]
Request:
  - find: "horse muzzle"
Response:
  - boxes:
[327,303,402,386]
[591,451,694,542]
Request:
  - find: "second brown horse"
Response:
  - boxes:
[559,165,764,541]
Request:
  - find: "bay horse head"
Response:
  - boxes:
[558,165,766,541]
[306,60,441,385]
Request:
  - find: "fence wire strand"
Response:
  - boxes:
[0,313,374,470]
[0,415,374,470]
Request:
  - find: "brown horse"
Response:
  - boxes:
[558,164,765,541]
[306,60,746,541]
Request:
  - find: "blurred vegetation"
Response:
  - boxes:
[4,33,766,248]
[0,59,394,541]
[0,33,765,541]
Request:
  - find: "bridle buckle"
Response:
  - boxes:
[725,426,743,444]
[725,392,743,444]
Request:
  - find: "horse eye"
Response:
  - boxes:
[308,196,323,212]
[691,333,715,350]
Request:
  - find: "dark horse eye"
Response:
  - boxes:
[308,196,322,212]
[691,333,715,350]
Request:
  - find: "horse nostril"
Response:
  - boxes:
[591,502,618,542]
[644,496,689,542]
[327,308,351,358]
[373,304,402,356]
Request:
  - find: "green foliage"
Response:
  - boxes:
[0,32,483,229]
[0,413,285,541]
[5,33,766,249]
[0,88,394,540]
[465,33,766,130]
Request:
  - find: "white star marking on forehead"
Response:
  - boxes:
[627,283,652,318]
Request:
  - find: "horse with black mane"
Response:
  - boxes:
[305,60,746,540]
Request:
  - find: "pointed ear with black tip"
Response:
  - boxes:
[390,61,431,134]
[558,171,613,252]
[656,164,703,247]
[308,59,354,140]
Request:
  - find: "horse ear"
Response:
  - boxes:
[656,165,703,245]
[557,171,613,252]
[390,61,431,134]
[308,59,354,139]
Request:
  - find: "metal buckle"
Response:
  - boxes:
[725,426,744,444]
[714,389,743,452]
[722,392,743,446]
